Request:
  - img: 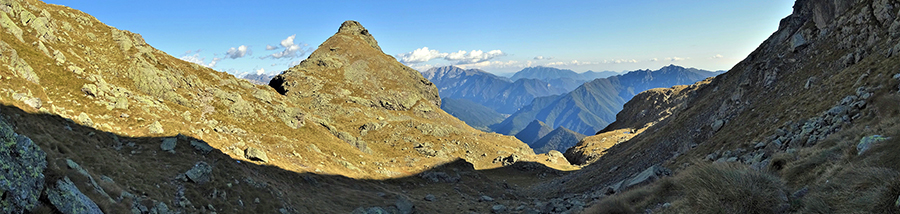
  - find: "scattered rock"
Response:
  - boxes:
[418,171,460,183]
[76,112,93,127]
[480,195,495,202]
[618,165,671,192]
[492,154,519,166]
[424,194,436,201]
[246,147,269,162]
[160,137,177,154]
[857,135,889,155]
[352,207,389,214]
[148,121,164,134]
[711,119,724,132]
[491,204,507,213]
[24,97,41,109]
[185,161,212,184]
[190,140,214,154]
[791,32,807,51]
[0,119,47,213]
[46,177,103,214]
[394,196,414,214]
[754,142,766,149]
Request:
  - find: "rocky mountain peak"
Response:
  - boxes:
[337,20,381,52]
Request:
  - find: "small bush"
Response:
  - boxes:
[676,163,788,214]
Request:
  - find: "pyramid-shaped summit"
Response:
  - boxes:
[270,20,440,110]
[267,20,543,171]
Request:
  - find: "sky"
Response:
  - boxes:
[44,0,795,76]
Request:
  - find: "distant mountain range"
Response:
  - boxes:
[510,66,618,82]
[492,65,722,136]
[422,66,569,114]
[241,73,277,85]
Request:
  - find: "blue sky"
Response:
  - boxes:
[45,0,795,76]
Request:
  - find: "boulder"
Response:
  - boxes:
[46,177,103,214]
[24,97,41,109]
[148,121,164,134]
[76,112,93,127]
[190,140,214,154]
[620,165,671,192]
[0,119,47,213]
[711,119,724,132]
[185,161,212,184]
[246,147,269,162]
[491,204,507,213]
[857,135,889,155]
[160,137,176,153]
[394,196,414,214]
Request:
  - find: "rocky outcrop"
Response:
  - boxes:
[46,177,104,214]
[0,118,47,213]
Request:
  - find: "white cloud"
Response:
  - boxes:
[396,47,506,64]
[225,45,252,59]
[546,60,600,66]
[533,56,553,60]
[444,50,505,64]
[265,35,311,59]
[649,58,659,62]
[179,51,221,68]
[396,47,447,64]
[665,57,688,61]
[603,59,639,64]
[712,54,724,59]
[255,68,266,75]
[288,59,302,67]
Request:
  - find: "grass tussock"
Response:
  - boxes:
[586,163,787,214]
[675,163,789,214]
[800,166,900,213]
[586,177,677,214]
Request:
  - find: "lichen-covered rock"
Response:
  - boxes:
[857,135,889,155]
[0,118,47,213]
[47,177,103,214]
[185,161,212,184]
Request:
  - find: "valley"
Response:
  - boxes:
[2,0,900,213]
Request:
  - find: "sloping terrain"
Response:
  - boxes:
[0,0,579,213]
[532,0,900,213]
[514,119,554,145]
[531,127,587,154]
[439,98,505,131]
[493,65,718,136]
